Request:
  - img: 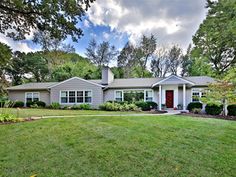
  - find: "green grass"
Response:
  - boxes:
[0,115,235,176]
[0,108,141,118]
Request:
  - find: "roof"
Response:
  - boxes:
[7,82,58,90]
[6,76,216,90]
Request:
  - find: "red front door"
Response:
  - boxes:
[166,90,174,108]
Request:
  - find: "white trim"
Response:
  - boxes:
[152,75,195,87]
[49,77,105,89]
[59,90,93,105]
[114,90,124,101]
[114,89,154,102]
[191,88,205,102]
[25,92,40,105]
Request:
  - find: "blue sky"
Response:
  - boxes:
[0,0,207,55]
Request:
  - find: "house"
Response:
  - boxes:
[6,67,215,110]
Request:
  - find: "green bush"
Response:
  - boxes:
[13,101,24,108]
[192,108,202,114]
[146,101,158,109]
[0,113,17,122]
[99,102,139,111]
[71,105,80,110]
[205,104,222,115]
[135,101,150,111]
[187,102,203,112]
[49,102,61,109]
[79,104,91,110]
[227,104,236,116]
[36,101,46,107]
[26,101,34,107]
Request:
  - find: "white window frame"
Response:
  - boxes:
[114,90,124,101]
[191,88,206,102]
[25,92,40,104]
[145,90,153,102]
[114,89,154,102]
[59,90,92,104]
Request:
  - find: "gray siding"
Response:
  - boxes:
[50,78,103,108]
[8,90,50,105]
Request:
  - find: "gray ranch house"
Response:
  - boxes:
[7,67,215,110]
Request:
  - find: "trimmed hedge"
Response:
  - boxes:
[205,104,222,115]
[36,101,46,107]
[99,102,138,111]
[13,101,24,108]
[227,104,236,116]
[187,102,203,112]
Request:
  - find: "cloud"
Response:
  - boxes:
[0,34,39,53]
[83,19,90,28]
[102,32,110,40]
[87,0,207,49]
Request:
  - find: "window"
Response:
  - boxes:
[77,91,83,103]
[60,90,92,104]
[69,91,76,103]
[192,89,206,102]
[115,90,153,102]
[85,91,92,103]
[26,92,39,102]
[145,90,153,102]
[115,91,123,101]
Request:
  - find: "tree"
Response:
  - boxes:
[117,42,137,78]
[0,0,95,41]
[0,42,12,96]
[201,81,236,116]
[6,51,26,85]
[136,34,157,77]
[23,52,49,82]
[181,44,192,77]
[192,0,236,76]
[168,45,183,75]
[86,39,117,67]
[151,46,170,77]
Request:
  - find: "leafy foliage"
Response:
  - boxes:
[0,0,95,41]
[13,101,24,108]
[187,102,203,112]
[99,102,139,111]
[205,104,222,115]
[227,105,236,116]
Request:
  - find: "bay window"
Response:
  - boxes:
[60,90,92,104]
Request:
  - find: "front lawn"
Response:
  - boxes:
[0,115,235,176]
[0,108,141,118]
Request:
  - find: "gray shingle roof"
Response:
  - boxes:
[6,76,216,90]
[6,82,58,90]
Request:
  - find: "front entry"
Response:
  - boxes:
[166,90,174,108]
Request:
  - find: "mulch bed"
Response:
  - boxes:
[180,112,236,121]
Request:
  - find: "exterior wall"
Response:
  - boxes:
[104,88,158,103]
[8,90,50,105]
[50,78,103,108]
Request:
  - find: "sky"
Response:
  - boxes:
[0,0,208,56]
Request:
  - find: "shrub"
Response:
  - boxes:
[79,104,91,110]
[227,104,236,116]
[49,102,61,109]
[187,102,203,112]
[0,113,17,123]
[146,101,158,109]
[13,101,24,108]
[99,102,139,111]
[205,104,222,115]
[30,103,38,108]
[36,101,46,107]
[26,101,34,107]
[135,101,150,111]
[192,108,202,114]
[71,105,80,110]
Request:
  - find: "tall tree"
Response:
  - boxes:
[136,34,157,77]
[117,42,136,78]
[168,45,183,75]
[151,46,169,77]
[86,39,117,67]
[181,44,192,77]
[192,0,236,76]
[0,42,12,96]
[0,0,95,41]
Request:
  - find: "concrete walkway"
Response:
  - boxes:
[31,111,181,119]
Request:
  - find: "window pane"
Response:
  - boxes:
[115,98,122,102]
[123,90,144,102]
[85,97,92,103]
[146,91,152,97]
[85,91,92,97]
[115,91,122,98]
[33,93,39,98]
[192,92,200,102]
[69,91,75,96]
[61,91,67,97]
[77,97,83,103]
[26,98,32,102]
[77,91,83,97]
[61,97,67,103]
[69,97,76,103]
[26,93,32,98]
